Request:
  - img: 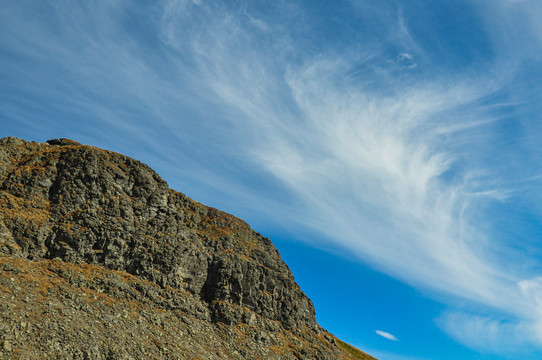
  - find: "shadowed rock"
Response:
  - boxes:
[46,138,82,146]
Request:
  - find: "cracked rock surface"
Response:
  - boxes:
[0,137,375,360]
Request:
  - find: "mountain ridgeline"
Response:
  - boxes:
[0,137,375,359]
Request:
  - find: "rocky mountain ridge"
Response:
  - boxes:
[0,137,375,359]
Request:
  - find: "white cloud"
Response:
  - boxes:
[156,1,542,352]
[438,311,531,353]
[376,330,399,341]
[396,52,417,69]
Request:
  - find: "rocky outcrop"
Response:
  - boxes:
[0,137,375,359]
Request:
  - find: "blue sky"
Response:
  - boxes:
[3,0,542,358]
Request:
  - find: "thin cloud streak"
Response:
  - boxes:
[376,330,399,341]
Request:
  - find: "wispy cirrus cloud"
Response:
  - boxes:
[156,1,542,353]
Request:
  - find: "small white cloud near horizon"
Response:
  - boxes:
[376,330,399,341]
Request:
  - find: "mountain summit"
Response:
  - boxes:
[0,137,375,359]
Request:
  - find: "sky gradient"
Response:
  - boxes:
[3,1,542,359]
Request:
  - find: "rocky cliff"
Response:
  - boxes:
[0,137,375,360]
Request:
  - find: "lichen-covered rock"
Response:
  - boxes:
[0,137,375,360]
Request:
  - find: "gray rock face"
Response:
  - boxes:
[0,137,315,327]
[0,137,375,359]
